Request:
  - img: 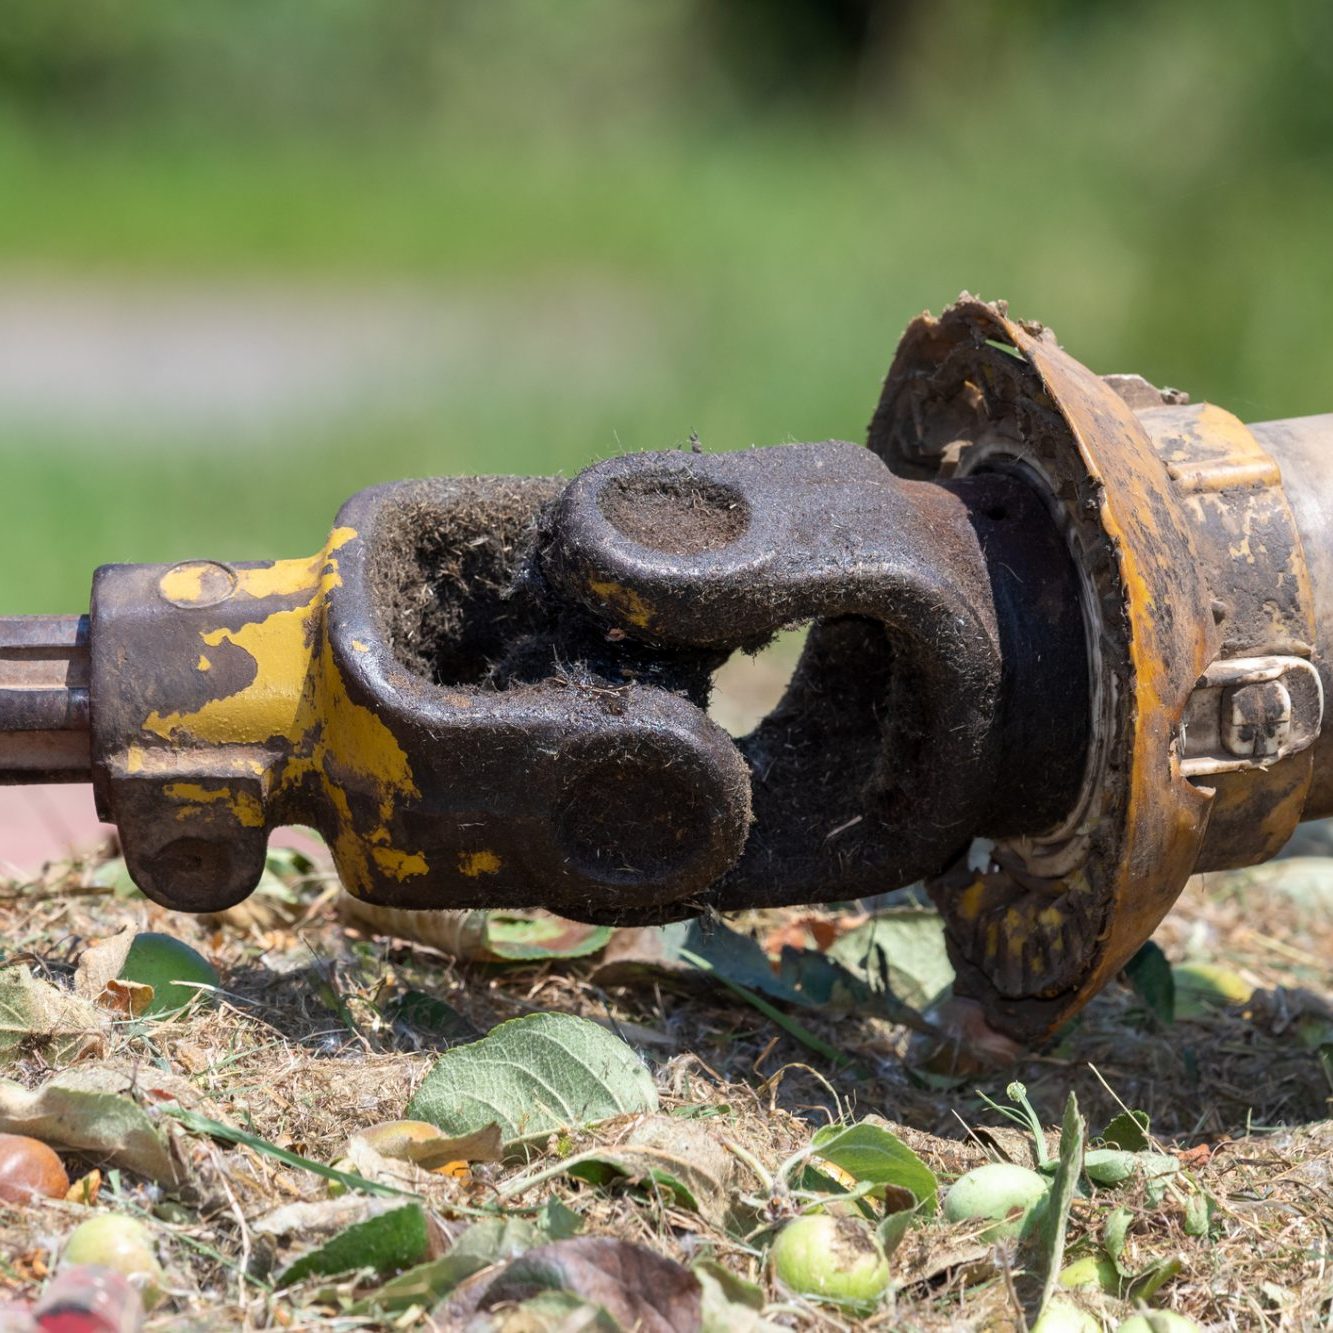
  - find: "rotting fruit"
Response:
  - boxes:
[769,1214,891,1312]
[0,1134,68,1204]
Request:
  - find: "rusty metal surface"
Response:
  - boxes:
[1250,415,1333,819]
[1133,403,1318,872]
[870,297,1331,1041]
[2,294,1332,1045]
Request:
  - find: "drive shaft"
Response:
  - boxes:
[2,296,1329,1042]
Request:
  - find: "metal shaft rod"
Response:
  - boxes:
[1248,414,1333,820]
[0,615,93,783]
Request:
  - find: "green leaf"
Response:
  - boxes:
[1125,941,1175,1025]
[596,918,873,1011]
[696,1258,778,1332]
[877,1209,914,1258]
[265,845,316,880]
[1102,1206,1134,1274]
[344,900,609,963]
[1083,1148,1139,1186]
[0,1064,182,1186]
[385,990,480,1044]
[356,1249,482,1313]
[1100,1109,1150,1152]
[1126,1254,1183,1302]
[535,1197,585,1241]
[792,1161,876,1219]
[1024,1091,1083,1321]
[1183,1189,1213,1238]
[828,908,956,1011]
[406,1012,658,1146]
[358,1217,546,1314]
[278,1200,431,1286]
[809,1118,939,1215]
[485,914,612,961]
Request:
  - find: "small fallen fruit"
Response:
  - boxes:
[60,1215,163,1309]
[1083,1148,1141,1186]
[117,933,218,1016]
[1115,1313,1203,1333]
[943,1162,1049,1240]
[769,1214,890,1311]
[0,1135,69,1204]
[1059,1252,1122,1294]
[1032,1298,1101,1333]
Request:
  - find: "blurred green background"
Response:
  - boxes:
[1,0,1330,612]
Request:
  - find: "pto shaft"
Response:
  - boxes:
[0,616,91,784]
[0,296,1330,1046]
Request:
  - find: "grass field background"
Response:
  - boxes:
[0,0,1330,613]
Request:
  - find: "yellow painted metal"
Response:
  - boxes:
[873,296,1323,1040]
[132,528,429,898]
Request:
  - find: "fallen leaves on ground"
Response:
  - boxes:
[0,840,1325,1328]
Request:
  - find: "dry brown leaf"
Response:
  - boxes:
[73,929,137,1003]
[0,1062,198,1188]
[760,913,850,956]
[66,1167,101,1206]
[99,978,155,1018]
[350,1119,503,1172]
[438,1236,703,1332]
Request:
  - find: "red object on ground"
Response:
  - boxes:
[32,1267,144,1333]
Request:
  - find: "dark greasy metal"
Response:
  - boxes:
[1,293,1330,1047]
[0,615,92,783]
[542,440,1089,913]
[89,478,752,915]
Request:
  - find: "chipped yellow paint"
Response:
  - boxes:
[157,561,232,607]
[137,526,429,892]
[197,655,211,672]
[458,850,502,877]
[162,781,265,828]
[373,846,430,878]
[955,878,986,922]
[586,578,653,630]
[159,564,208,605]
[351,639,370,653]
[146,599,313,745]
